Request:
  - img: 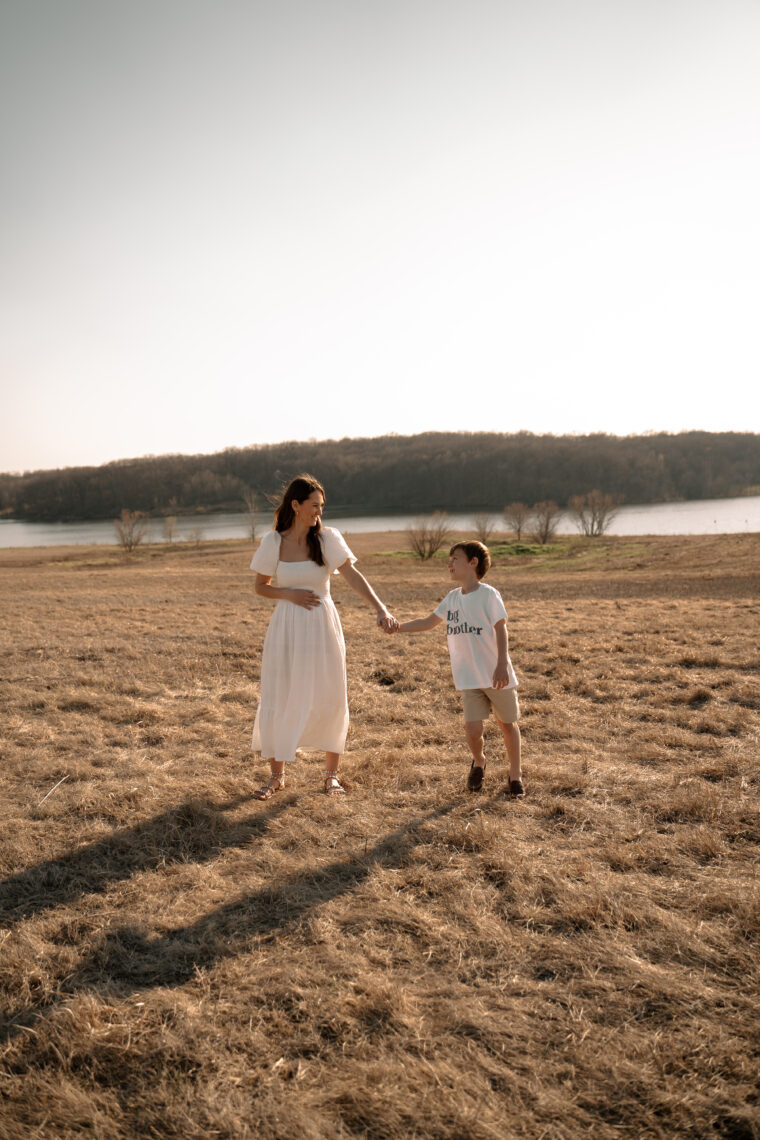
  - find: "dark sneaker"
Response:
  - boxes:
[467,762,486,792]
[508,779,525,798]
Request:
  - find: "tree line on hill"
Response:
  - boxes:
[1,431,758,523]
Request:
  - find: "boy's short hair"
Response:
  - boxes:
[450,540,491,579]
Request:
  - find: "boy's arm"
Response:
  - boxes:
[492,618,509,688]
[397,612,444,633]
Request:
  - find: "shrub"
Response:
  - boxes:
[242,489,259,543]
[473,513,498,544]
[530,501,561,544]
[114,509,147,554]
[407,512,450,560]
[569,490,621,537]
[503,502,531,540]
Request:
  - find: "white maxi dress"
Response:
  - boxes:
[250,527,356,764]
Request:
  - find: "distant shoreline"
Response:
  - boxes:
[2,495,760,552]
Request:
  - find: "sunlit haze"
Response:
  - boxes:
[2,0,759,472]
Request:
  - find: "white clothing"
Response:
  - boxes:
[250,527,356,763]
[434,583,518,692]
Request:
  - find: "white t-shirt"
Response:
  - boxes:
[434,583,518,692]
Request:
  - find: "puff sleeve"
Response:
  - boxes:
[250,530,280,575]
[320,527,356,574]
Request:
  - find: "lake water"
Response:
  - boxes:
[1,495,759,549]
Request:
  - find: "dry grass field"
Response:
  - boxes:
[1,531,759,1140]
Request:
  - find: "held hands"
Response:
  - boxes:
[377,611,399,633]
[286,588,321,610]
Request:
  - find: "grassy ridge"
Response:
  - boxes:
[1,534,759,1138]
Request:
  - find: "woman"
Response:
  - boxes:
[250,474,397,798]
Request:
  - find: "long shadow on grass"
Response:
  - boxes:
[0,796,476,1044]
[0,793,293,924]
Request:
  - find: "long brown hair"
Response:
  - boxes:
[273,474,326,566]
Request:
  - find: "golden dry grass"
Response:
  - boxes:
[1,532,759,1139]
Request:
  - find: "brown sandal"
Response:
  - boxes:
[254,774,285,801]
[323,770,346,796]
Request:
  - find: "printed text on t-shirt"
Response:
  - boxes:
[446,609,483,636]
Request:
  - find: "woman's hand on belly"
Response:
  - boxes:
[283,588,321,609]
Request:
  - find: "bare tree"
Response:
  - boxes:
[530,501,562,545]
[186,526,205,548]
[473,513,498,544]
[242,488,259,543]
[503,501,531,540]
[114,509,147,554]
[568,490,621,537]
[162,515,177,543]
[407,512,451,560]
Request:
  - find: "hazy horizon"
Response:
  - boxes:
[2,0,759,472]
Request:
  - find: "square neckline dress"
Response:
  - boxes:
[250,527,356,763]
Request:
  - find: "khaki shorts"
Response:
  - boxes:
[462,686,520,724]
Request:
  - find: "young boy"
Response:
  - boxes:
[393,541,523,796]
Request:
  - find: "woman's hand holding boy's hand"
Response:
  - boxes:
[492,662,509,689]
[377,611,399,633]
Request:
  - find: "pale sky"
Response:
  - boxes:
[1,0,759,473]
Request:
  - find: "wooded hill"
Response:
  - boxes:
[1,431,759,521]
